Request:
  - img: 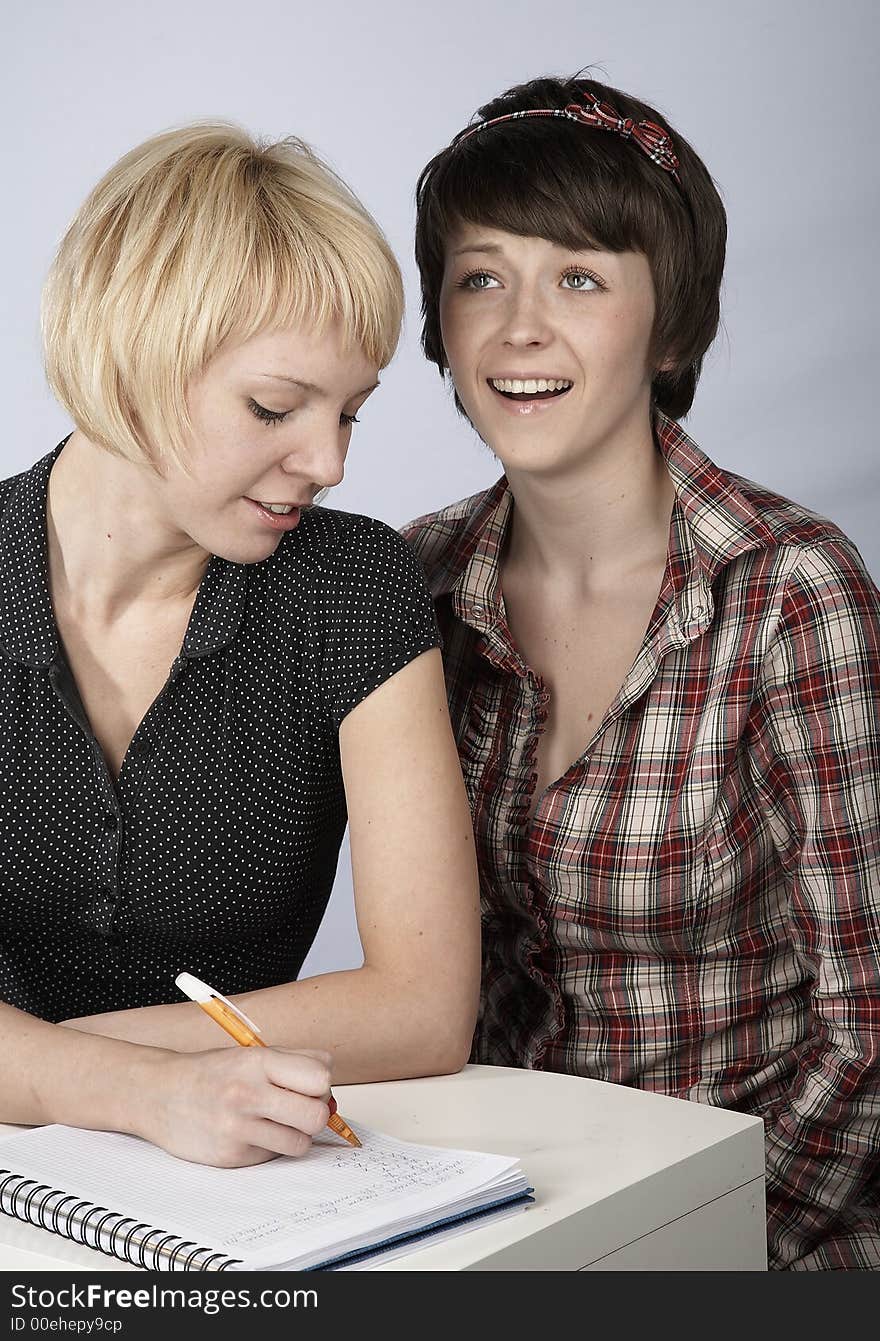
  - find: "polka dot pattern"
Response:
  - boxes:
[0,442,441,1022]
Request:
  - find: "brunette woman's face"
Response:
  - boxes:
[439,225,660,479]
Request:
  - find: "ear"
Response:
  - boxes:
[648,330,677,377]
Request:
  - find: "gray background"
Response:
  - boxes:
[3,0,877,977]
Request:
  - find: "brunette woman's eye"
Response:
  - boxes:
[560,269,603,291]
[248,398,290,425]
[457,270,500,290]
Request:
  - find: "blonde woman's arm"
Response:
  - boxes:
[60,649,481,1082]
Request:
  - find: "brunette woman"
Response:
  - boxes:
[405,74,880,1269]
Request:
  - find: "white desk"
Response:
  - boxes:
[0,1064,766,1271]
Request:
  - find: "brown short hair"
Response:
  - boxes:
[415,73,727,420]
[42,122,403,470]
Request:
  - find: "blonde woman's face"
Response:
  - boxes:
[439,225,659,480]
[162,321,379,565]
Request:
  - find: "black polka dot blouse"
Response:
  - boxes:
[0,442,441,1022]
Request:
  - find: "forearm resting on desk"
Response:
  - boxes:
[60,959,477,1084]
[1,999,337,1166]
[0,1000,165,1131]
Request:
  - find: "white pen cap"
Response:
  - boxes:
[175,971,263,1036]
[175,971,214,1004]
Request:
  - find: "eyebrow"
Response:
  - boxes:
[256,374,380,398]
[450,243,505,258]
[450,239,601,258]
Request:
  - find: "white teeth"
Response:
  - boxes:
[490,378,573,394]
[258,502,295,515]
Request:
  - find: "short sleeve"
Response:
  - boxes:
[311,513,442,728]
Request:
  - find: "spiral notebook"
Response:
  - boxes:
[0,1121,532,1271]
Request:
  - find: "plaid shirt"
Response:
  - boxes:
[403,413,880,1271]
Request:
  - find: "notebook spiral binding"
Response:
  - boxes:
[0,1170,244,1271]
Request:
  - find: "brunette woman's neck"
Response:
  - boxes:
[502,418,674,598]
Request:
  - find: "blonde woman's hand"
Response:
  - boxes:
[132,1045,334,1167]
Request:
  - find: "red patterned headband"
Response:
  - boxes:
[457,93,681,186]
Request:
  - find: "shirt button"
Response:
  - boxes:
[100,885,118,903]
[103,813,119,832]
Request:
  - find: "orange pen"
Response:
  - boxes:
[174,971,361,1148]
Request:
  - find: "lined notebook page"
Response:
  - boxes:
[0,1123,524,1270]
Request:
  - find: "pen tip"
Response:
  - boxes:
[327,1111,361,1147]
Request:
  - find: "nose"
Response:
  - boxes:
[499,282,552,349]
[281,423,347,491]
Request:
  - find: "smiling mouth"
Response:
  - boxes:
[488,377,573,402]
[246,498,310,514]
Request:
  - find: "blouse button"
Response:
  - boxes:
[103,813,119,832]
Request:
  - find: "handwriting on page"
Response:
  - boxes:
[221,1133,471,1248]
[329,1146,466,1184]
[0,1122,520,1267]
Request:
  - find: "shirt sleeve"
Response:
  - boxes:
[313,514,442,729]
[749,537,880,1269]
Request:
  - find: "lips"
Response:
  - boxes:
[244,497,304,531]
[495,386,568,401]
[485,376,574,414]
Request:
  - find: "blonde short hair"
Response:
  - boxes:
[42,122,404,469]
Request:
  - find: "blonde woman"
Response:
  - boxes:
[0,124,479,1167]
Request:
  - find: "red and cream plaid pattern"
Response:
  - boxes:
[403,413,880,1270]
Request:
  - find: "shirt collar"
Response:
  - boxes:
[0,445,63,666]
[0,441,248,667]
[450,479,512,631]
[433,411,774,644]
[182,555,248,658]
[657,411,776,586]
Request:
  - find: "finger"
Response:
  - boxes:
[263,1049,332,1097]
[260,1088,330,1138]
[244,1118,315,1159]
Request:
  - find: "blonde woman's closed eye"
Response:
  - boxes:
[247,398,360,428]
